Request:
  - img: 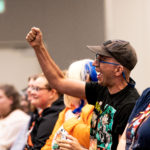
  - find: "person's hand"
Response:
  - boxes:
[57,135,87,150]
[26,27,43,48]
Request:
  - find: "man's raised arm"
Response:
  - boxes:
[26,27,86,98]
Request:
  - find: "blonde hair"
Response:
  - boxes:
[64,59,95,107]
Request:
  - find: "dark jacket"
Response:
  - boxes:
[25,96,65,150]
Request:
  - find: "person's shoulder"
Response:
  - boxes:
[56,96,65,106]
[12,109,29,115]
[3,109,30,125]
[129,87,150,113]
[48,97,65,113]
[136,87,150,106]
[10,109,30,121]
[125,86,140,100]
[141,87,150,96]
[127,88,150,123]
[117,86,139,109]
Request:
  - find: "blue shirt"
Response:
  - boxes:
[126,88,150,150]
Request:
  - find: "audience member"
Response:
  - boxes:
[26,27,140,150]
[42,59,97,150]
[0,84,30,150]
[24,73,65,150]
[117,88,150,150]
[10,76,36,150]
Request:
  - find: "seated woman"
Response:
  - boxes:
[117,88,150,150]
[0,84,30,150]
[41,59,97,150]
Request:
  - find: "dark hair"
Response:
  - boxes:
[0,84,21,112]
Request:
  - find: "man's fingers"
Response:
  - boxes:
[31,27,41,36]
[26,33,35,42]
[26,27,42,42]
[29,32,36,40]
[30,31,36,38]
[26,30,38,42]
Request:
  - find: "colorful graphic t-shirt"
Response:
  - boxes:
[90,104,116,150]
[86,80,139,150]
[126,88,150,150]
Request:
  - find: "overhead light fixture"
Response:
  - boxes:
[0,0,5,13]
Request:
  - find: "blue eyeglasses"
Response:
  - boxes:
[95,54,120,67]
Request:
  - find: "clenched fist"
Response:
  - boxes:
[26,27,43,48]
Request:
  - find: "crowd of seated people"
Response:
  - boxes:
[26,27,140,150]
[1,26,150,150]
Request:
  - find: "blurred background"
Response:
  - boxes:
[0,0,149,94]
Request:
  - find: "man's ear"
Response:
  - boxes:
[115,65,124,76]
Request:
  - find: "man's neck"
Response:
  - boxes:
[108,80,128,95]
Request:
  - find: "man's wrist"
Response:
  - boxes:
[33,42,45,50]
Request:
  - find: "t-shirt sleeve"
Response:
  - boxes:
[85,82,104,105]
[85,82,98,105]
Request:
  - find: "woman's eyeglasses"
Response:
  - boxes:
[28,86,48,92]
